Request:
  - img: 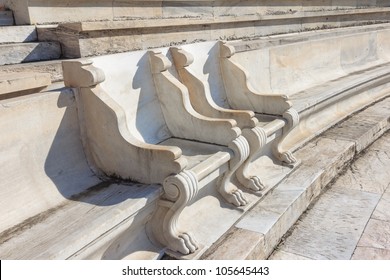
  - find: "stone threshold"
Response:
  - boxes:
[199,96,390,260]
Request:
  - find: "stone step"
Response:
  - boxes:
[0,42,61,65]
[199,97,390,260]
[0,72,51,98]
[8,1,390,25]
[39,8,390,58]
[0,10,14,26]
[231,23,390,53]
[0,26,37,44]
[0,181,162,260]
[269,131,390,260]
[0,60,64,83]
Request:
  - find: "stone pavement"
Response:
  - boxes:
[270,132,390,260]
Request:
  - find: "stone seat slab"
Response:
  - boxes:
[254,115,286,138]
[160,138,231,170]
[291,62,390,113]
[0,182,162,260]
[0,42,61,66]
[0,72,51,96]
[0,26,37,44]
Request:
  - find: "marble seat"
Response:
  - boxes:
[62,49,251,255]
[220,27,390,152]
[168,43,298,195]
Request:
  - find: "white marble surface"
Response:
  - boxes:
[205,99,390,260]
[275,187,380,259]
[271,131,390,260]
[0,89,101,233]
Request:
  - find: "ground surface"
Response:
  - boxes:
[270,132,390,260]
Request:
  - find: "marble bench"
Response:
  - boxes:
[62,50,253,255]
[221,27,390,152]
[167,42,299,195]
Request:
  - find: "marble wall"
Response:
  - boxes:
[5,0,389,24]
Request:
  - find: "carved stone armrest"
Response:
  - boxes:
[170,47,258,129]
[149,50,241,146]
[62,60,187,183]
[220,42,292,115]
[63,60,105,88]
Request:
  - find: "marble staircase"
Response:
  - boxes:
[0,25,61,65]
[0,7,61,67]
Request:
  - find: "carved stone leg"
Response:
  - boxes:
[236,126,267,192]
[149,170,199,255]
[272,108,299,165]
[217,136,250,207]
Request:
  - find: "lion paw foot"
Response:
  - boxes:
[170,233,198,255]
[247,176,266,191]
[279,151,297,165]
[221,189,248,207]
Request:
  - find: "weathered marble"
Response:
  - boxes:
[357,219,390,250]
[2,1,390,262]
[323,100,390,153]
[333,149,390,194]
[62,49,254,256]
[269,250,312,260]
[0,60,63,83]
[0,25,37,43]
[30,7,390,58]
[0,89,101,233]
[352,247,390,260]
[370,130,390,151]
[0,72,51,96]
[0,183,161,259]
[169,42,298,196]
[7,0,390,25]
[372,189,390,222]
[203,228,266,260]
[0,42,61,65]
[276,187,380,259]
[270,118,390,260]
[231,137,356,257]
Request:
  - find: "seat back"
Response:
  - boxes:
[92,50,172,145]
[176,41,231,109]
[229,28,390,95]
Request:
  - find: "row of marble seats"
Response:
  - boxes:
[63,24,390,255]
[223,26,390,151]
[167,43,298,193]
[62,50,258,255]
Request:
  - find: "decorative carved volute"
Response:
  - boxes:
[219,42,236,58]
[148,50,172,74]
[170,47,194,69]
[62,60,105,88]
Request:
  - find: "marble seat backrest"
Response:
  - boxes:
[229,29,390,96]
[171,41,230,110]
[92,51,172,145]
[378,28,390,61]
